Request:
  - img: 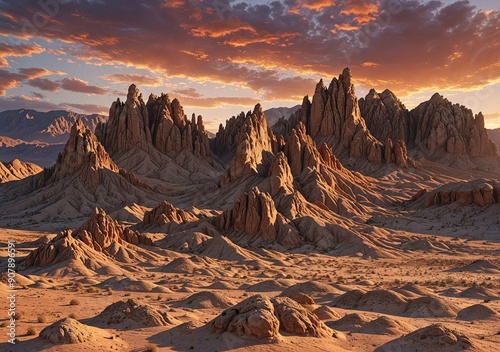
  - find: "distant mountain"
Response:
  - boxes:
[264,105,301,126]
[0,109,106,144]
[487,128,500,151]
[0,109,106,167]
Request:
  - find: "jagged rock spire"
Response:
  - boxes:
[96,84,210,157]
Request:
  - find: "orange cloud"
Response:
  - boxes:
[361,61,380,67]
[174,96,261,108]
[101,74,163,87]
[61,78,107,95]
[0,42,44,67]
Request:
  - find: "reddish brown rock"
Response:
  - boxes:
[411,93,497,156]
[211,294,334,339]
[96,85,210,157]
[141,201,198,228]
[38,119,119,188]
[223,104,278,183]
[413,179,500,208]
[24,208,152,267]
[359,89,410,144]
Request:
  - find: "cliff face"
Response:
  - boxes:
[359,89,410,145]
[305,68,384,163]
[410,93,496,157]
[37,119,119,188]
[361,90,497,158]
[96,84,210,157]
[222,104,281,184]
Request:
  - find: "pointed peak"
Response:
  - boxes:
[253,103,263,116]
[127,84,140,102]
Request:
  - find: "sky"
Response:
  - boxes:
[0,0,499,132]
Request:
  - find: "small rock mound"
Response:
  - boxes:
[404,296,457,318]
[359,316,413,335]
[313,305,341,320]
[449,259,500,274]
[330,313,372,330]
[90,299,177,327]
[210,294,334,339]
[457,304,499,320]
[39,318,98,344]
[246,280,289,292]
[280,281,341,298]
[175,291,234,309]
[375,323,476,352]
[458,286,499,300]
[162,257,199,274]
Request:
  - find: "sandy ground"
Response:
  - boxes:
[0,227,498,352]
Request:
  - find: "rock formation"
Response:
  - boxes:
[375,324,474,352]
[222,104,280,183]
[0,159,42,183]
[39,318,98,344]
[74,208,152,249]
[362,90,498,159]
[90,299,177,327]
[411,93,497,156]
[411,179,500,208]
[96,84,210,157]
[359,89,410,144]
[304,68,383,163]
[211,111,247,156]
[210,294,334,339]
[23,208,152,267]
[141,200,198,228]
[37,119,119,188]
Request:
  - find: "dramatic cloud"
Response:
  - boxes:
[27,78,60,91]
[0,42,44,67]
[0,70,25,95]
[60,78,107,95]
[0,0,498,121]
[101,74,163,87]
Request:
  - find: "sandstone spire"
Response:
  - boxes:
[411,93,497,156]
[96,85,210,157]
[38,119,118,187]
[223,104,279,183]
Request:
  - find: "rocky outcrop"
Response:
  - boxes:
[39,318,97,344]
[375,324,474,352]
[90,299,177,327]
[24,208,152,267]
[74,208,152,250]
[222,104,280,183]
[212,187,302,248]
[359,89,410,144]
[411,93,497,156]
[96,84,151,154]
[212,112,247,156]
[305,68,383,163]
[210,294,334,339]
[37,119,119,188]
[383,138,418,168]
[0,159,42,183]
[141,201,198,228]
[411,179,500,208]
[147,93,210,157]
[96,84,210,157]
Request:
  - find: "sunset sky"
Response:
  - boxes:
[0,0,499,131]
